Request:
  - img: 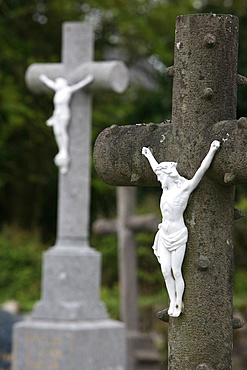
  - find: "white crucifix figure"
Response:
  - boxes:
[142,140,220,317]
[39,74,94,174]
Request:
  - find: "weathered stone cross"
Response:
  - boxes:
[94,14,247,369]
[25,22,129,320]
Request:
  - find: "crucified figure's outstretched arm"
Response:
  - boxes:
[142,147,159,173]
[187,140,220,192]
[68,75,94,93]
[39,74,57,91]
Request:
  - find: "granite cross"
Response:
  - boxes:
[25,22,128,320]
[94,14,247,369]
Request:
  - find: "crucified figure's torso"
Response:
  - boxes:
[160,185,189,234]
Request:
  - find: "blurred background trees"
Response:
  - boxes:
[0,0,247,311]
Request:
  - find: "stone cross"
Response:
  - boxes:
[26,22,128,252]
[24,21,128,320]
[12,22,128,370]
[94,14,247,369]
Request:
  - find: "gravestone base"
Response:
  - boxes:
[31,245,109,321]
[12,318,126,370]
[12,245,126,369]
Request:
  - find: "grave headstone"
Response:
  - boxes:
[12,22,129,370]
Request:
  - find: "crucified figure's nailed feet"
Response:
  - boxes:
[142,141,220,317]
[168,301,176,316]
[169,302,184,317]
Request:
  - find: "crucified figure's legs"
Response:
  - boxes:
[52,118,70,173]
[159,246,176,315]
[171,244,186,317]
[159,243,186,317]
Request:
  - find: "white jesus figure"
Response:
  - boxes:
[39,74,94,174]
[142,140,220,317]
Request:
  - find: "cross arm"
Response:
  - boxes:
[205,119,247,185]
[26,63,65,94]
[25,61,129,94]
[69,61,129,93]
[94,119,247,187]
[94,122,178,187]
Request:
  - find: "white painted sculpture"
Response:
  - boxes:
[39,74,94,174]
[142,140,220,317]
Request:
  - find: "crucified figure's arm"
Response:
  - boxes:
[39,74,57,91]
[142,147,159,173]
[188,140,220,191]
[68,75,94,94]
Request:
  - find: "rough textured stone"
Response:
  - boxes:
[94,13,246,369]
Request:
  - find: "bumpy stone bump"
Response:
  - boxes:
[202,87,214,100]
[196,363,213,370]
[204,33,216,47]
[109,124,119,134]
[165,65,174,77]
[232,317,245,329]
[147,123,158,132]
[198,257,210,271]
[156,308,169,323]
[234,208,245,220]
[237,74,247,86]
[224,172,236,184]
[237,116,247,129]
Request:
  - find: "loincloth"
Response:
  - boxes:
[152,226,188,262]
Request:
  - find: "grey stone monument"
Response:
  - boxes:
[12,22,128,370]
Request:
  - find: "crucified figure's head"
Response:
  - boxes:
[155,162,185,188]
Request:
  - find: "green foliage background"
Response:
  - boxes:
[0,0,247,314]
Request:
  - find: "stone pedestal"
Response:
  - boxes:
[32,246,108,321]
[12,319,125,370]
[12,246,126,370]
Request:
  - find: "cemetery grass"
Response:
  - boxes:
[0,225,46,312]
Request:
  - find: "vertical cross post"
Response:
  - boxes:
[93,187,160,369]
[94,13,247,369]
